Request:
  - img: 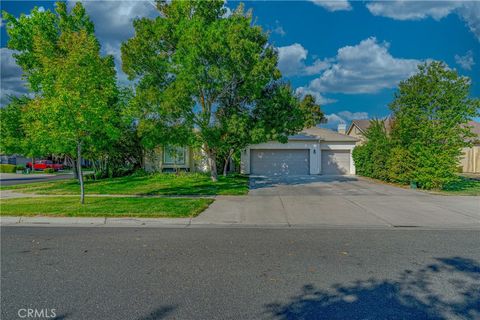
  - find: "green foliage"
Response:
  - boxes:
[389,61,479,189]
[121,0,320,181]
[4,2,120,202]
[0,164,17,173]
[43,168,55,174]
[352,119,391,180]
[386,146,414,184]
[353,62,479,190]
[0,197,213,218]
[4,172,249,196]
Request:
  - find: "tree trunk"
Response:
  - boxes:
[77,143,85,205]
[207,149,218,182]
[223,158,229,177]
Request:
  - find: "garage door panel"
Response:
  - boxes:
[251,149,309,176]
[321,150,350,175]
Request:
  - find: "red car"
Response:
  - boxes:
[26,160,64,171]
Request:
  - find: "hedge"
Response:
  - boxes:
[0,164,17,173]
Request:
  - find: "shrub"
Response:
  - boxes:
[0,164,17,173]
[15,165,26,171]
[43,168,55,174]
[352,119,391,180]
[387,147,415,184]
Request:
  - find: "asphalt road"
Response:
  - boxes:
[0,173,74,186]
[1,227,479,320]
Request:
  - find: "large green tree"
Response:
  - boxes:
[4,3,118,203]
[390,62,479,189]
[121,0,321,181]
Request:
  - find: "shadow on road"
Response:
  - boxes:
[265,257,480,320]
[136,306,176,320]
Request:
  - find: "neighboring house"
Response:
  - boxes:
[0,154,29,166]
[241,127,358,176]
[346,119,393,146]
[346,119,480,174]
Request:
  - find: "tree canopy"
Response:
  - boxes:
[3,2,119,203]
[121,0,323,181]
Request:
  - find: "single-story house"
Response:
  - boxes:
[346,119,480,174]
[144,127,358,176]
[240,127,358,176]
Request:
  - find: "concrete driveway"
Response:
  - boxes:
[194,175,480,228]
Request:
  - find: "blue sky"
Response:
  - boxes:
[1,1,479,127]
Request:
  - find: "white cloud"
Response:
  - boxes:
[366,1,480,41]
[323,111,369,129]
[277,43,330,77]
[302,37,421,95]
[295,86,337,105]
[338,111,369,121]
[272,25,286,37]
[0,48,29,106]
[310,0,352,12]
[455,50,475,71]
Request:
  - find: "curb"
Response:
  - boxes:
[2,216,480,230]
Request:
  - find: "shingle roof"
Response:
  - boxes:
[348,118,393,134]
[289,127,359,142]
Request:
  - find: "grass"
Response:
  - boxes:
[1,172,249,196]
[0,196,213,218]
[440,177,480,196]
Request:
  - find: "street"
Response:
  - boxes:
[0,173,74,187]
[1,226,479,319]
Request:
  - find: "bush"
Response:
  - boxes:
[387,147,414,184]
[43,168,55,174]
[352,119,391,180]
[0,164,17,173]
[15,165,26,171]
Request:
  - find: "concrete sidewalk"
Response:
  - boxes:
[2,175,479,229]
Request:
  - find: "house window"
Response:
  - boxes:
[164,146,186,165]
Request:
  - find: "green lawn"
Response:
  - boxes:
[441,177,480,196]
[0,197,213,218]
[2,173,249,196]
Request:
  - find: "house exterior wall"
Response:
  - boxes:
[143,146,208,173]
[460,146,480,173]
[241,140,356,175]
[346,125,366,146]
[320,141,356,175]
[241,140,320,175]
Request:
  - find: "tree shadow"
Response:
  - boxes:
[136,305,176,320]
[266,257,480,320]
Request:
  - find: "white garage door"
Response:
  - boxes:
[321,150,350,175]
[250,149,309,176]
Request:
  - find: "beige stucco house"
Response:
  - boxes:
[240,127,358,176]
[143,146,208,173]
[144,127,359,176]
[346,119,393,146]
